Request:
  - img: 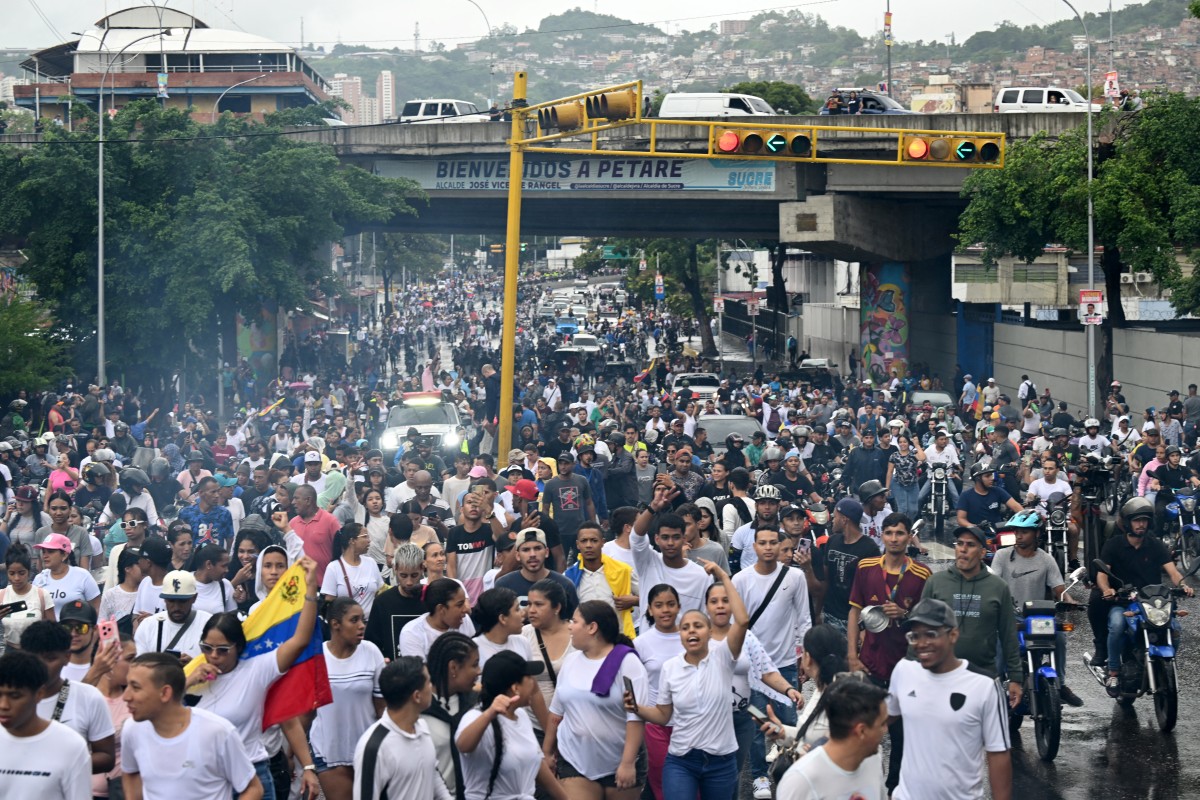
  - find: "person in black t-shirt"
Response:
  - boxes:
[1089,498,1193,686]
[814,497,879,632]
[365,542,427,661]
[542,426,575,463]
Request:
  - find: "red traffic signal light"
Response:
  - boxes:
[717,131,741,153]
[904,135,1003,164]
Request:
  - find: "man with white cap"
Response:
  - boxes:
[290,449,327,493]
[133,569,212,661]
[981,378,1000,407]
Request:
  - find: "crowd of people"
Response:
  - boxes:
[0,268,1193,800]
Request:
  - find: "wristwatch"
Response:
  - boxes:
[302,764,316,772]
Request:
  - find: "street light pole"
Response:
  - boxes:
[462,0,495,105]
[1063,0,1096,415]
[96,29,170,387]
[210,73,268,124]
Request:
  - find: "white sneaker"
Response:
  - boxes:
[753,776,772,799]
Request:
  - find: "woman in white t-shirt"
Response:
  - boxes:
[1,544,56,648]
[97,548,143,627]
[311,597,386,800]
[320,523,384,621]
[545,601,648,798]
[633,583,684,800]
[186,555,321,800]
[472,587,534,668]
[456,650,567,800]
[191,543,237,616]
[398,577,475,660]
[520,579,576,730]
[626,562,748,800]
[32,533,100,619]
[422,630,482,797]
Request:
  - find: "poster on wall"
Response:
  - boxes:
[1078,289,1105,325]
[860,262,910,385]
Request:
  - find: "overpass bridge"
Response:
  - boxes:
[293,112,1083,262]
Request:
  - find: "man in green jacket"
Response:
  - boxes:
[922,525,1023,711]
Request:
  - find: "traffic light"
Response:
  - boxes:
[585,89,637,120]
[902,135,1002,164]
[715,129,813,159]
[537,101,585,132]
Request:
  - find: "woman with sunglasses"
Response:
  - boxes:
[36,490,91,571]
[188,555,320,800]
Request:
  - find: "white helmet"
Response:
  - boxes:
[1084,418,1100,429]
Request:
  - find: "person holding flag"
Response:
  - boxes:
[185,555,329,800]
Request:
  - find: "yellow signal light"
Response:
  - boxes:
[585,90,637,120]
[537,102,585,132]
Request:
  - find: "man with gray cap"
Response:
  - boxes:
[922,525,1023,709]
[814,496,879,632]
[133,569,212,661]
[887,597,1012,800]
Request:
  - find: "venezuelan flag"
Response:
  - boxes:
[183,563,332,729]
[633,358,656,384]
[257,397,286,417]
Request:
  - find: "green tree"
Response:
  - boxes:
[0,100,419,395]
[0,296,71,396]
[957,93,1200,387]
[722,81,816,114]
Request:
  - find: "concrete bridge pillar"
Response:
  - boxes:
[778,194,957,264]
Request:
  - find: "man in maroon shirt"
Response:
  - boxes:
[289,484,340,583]
[847,511,930,794]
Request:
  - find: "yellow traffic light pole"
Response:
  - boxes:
[496,71,528,469]
[493,74,1006,464]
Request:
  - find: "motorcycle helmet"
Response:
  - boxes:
[1166,445,1183,457]
[574,434,595,455]
[114,421,129,434]
[1120,496,1155,523]
[119,467,150,495]
[761,446,784,464]
[999,509,1041,530]
[0,442,10,453]
[792,426,812,439]
[753,484,782,502]
[1084,418,1100,430]
[7,399,26,411]
[82,462,110,484]
[607,429,626,446]
[1050,427,1068,438]
[148,457,170,479]
[725,433,745,450]
[969,461,994,481]
[857,479,888,503]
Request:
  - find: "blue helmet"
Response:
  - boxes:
[1000,510,1041,531]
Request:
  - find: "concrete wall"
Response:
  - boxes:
[910,312,957,384]
[991,324,1089,412]
[1112,329,1200,415]
[803,303,857,369]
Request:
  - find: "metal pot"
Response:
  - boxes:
[860,605,890,634]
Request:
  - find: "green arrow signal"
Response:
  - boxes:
[955,141,977,160]
[766,133,787,153]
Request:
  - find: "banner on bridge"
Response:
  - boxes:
[377,156,777,193]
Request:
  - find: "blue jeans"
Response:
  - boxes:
[249,759,275,800]
[662,749,739,800]
[749,663,798,781]
[731,709,756,799]
[1106,605,1128,673]
[891,483,919,519]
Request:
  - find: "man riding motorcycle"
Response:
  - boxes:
[957,461,1024,532]
[1088,497,1194,696]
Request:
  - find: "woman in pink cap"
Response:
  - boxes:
[32,532,100,619]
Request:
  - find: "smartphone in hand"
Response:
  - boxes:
[622,676,635,705]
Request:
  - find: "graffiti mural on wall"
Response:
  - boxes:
[860,262,910,385]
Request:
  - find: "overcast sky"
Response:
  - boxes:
[7,0,1141,50]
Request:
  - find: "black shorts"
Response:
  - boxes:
[557,746,647,788]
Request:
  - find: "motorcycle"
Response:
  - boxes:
[1083,558,1200,732]
[1164,489,1200,573]
[924,463,956,538]
[1010,596,1083,761]
[1041,491,1072,578]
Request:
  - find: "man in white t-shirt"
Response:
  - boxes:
[732,527,809,799]
[20,620,116,775]
[0,649,92,799]
[134,571,213,660]
[631,482,712,623]
[122,652,263,800]
[887,599,1011,800]
[1023,457,1080,568]
[776,679,890,800]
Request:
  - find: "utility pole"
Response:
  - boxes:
[884,1,893,97]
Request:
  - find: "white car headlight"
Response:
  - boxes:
[442,432,461,448]
[380,431,400,449]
